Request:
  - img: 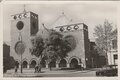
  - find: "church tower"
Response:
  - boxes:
[54,23,90,68]
[10,11,39,68]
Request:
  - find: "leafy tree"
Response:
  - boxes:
[31,30,73,71]
[3,43,15,73]
[31,36,44,58]
[31,35,45,72]
[42,31,72,70]
[94,20,115,65]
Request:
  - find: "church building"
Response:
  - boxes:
[10,11,92,69]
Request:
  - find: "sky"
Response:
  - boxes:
[3,2,117,43]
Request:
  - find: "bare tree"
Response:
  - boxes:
[94,20,115,65]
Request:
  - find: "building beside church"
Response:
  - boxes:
[10,11,102,69]
[107,29,118,65]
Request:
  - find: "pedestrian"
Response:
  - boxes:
[38,64,41,73]
[34,64,38,73]
[79,65,82,70]
[81,63,84,71]
[49,63,52,71]
[15,65,18,73]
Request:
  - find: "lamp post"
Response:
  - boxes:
[15,32,25,73]
[20,48,23,73]
[19,32,23,73]
[91,57,94,68]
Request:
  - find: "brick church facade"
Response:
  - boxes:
[10,11,93,69]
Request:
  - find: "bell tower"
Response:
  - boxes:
[10,11,39,61]
[54,23,90,68]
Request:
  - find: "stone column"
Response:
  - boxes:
[81,58,86,69]
[27,64,29,69]
[45,60,49,68]
[67,63,70,68]
[56,63,59,68]
[19,64,21,69]
[46,64,49,68]
[83,62,86,69]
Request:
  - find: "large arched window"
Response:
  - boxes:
[59,59,67,67]
[30,60,37,68]
[40,59,46,68]
[63,35,76,51]
[49,60,56,68]
[22,61,28,68]
[70,58,78,68]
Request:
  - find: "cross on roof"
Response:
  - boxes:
[23,4,26,13]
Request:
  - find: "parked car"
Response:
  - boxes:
[96,65,118,76]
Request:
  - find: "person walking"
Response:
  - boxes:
[81,63,84,71]
[38,64,42,73]
[34,64,38,73]
[15,65,18,73]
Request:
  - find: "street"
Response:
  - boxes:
[34,70,96,77]
[4,68,97,77]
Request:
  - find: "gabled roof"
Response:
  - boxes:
[49,12,73,28]
[36,28,50,39]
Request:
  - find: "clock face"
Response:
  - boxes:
[16,21,24,30]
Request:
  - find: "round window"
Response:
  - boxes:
[16,21,24,30]
[14,41,26,55]
[64,35,76,50]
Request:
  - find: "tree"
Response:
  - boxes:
[31,35,44,58]
[42,31,72,70]
[31,35,45,72]
[94,20,115,65]
[31,30,73,71]
[3,43,15,73]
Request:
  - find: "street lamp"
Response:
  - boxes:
[91,57,94,68]
[15,32,25,73]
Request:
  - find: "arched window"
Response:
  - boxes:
[59,59,67,67]
[30,60,36,68]
[40,59,46,68]
[15,61,19,68]
[22,61,28,68]
[49,60,56,68]
[70,58,78,68]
